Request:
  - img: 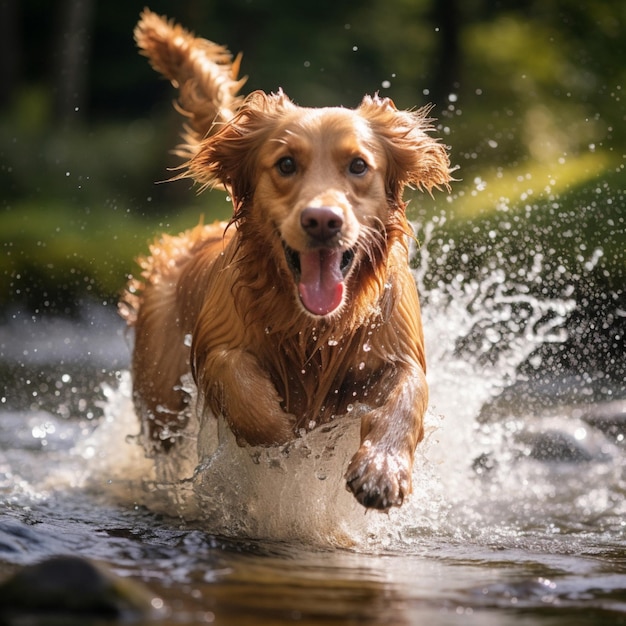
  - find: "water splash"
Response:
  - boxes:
[71,214,623,552]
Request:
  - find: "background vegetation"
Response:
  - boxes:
[0,0,624,396]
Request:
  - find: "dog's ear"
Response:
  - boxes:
[358,95,452,205]
[186,90,295,214]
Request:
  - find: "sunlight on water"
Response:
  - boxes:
[70,215,626,553]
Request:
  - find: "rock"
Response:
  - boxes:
[514,414,616,463]
[580,399,626,445]
[523,430,596,462]
[0,555,162,621]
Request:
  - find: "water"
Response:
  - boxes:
[1,223,625,624]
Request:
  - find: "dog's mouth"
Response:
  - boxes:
[283,244,356,316]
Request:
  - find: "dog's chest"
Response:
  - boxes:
[264,335,384,429]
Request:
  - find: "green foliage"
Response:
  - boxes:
[1,0,624,313]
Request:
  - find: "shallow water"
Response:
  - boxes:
[1,236,625,624]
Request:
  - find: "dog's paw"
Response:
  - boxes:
[345,443,412,511]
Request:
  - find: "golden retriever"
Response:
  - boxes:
[120,9,451,511]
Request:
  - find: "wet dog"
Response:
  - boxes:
[121,9,451,510]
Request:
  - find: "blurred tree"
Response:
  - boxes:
[52,0,96,125]
[429,0,461,107]
[0,0,20,108]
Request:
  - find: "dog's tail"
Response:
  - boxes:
[134,9,246,161]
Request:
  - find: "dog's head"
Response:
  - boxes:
[188,91,451,317]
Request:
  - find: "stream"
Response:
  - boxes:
[0,215,625,625]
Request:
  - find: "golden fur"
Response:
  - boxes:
[121,9,452,510]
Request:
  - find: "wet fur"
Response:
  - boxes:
[121,9,452,510]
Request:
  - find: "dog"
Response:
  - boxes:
[120,9,451,511]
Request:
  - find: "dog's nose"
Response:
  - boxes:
[300,207,344,242]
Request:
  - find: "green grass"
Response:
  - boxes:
[411,150,625,293]
[0,196,233,314]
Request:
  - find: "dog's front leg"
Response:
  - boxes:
[345,364,427,511]
[199,349,296,447]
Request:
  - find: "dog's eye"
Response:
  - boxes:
[276,156,297,176]
[349,157,368,176]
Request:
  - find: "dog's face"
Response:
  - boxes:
[188,91,451,317]
[252,107,391,316]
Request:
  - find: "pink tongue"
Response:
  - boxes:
[298,249,344,316]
